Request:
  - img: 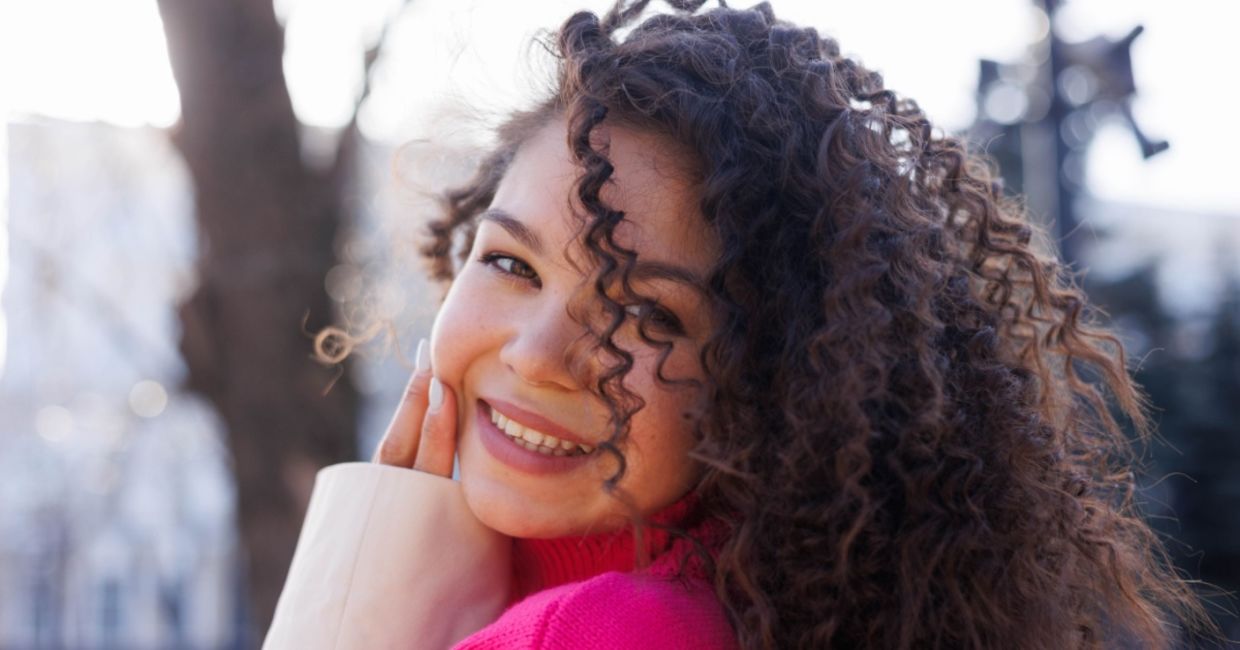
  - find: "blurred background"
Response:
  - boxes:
[2,0,1237,647]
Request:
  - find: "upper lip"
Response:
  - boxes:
[483,397,594,446]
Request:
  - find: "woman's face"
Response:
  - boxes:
[429,117,719,538]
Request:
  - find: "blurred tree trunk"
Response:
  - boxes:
[155,0,360,642]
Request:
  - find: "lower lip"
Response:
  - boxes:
[476,400,595,475]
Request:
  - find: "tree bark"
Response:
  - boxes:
[154,0,359,642]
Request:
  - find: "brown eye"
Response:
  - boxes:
[625,302,686,336]
[479,252,539,284]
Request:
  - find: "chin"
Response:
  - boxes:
[461,480,566,538]
[458,471,626,539]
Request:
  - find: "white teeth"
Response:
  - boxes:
[488,403,593,457]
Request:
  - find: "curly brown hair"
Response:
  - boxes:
[406,1,1214,647]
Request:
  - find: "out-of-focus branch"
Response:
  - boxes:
[329,0,417,187]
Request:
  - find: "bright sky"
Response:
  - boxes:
[2,0,1238,206]
[0,96,6,379]
[286,0,1036,140]
[4,0,1237,216]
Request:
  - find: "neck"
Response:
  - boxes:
[509,491,706,601]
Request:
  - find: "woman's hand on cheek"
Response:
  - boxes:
[371,337,458,478]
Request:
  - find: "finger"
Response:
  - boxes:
[413,376,458,477]
[372,338,432,467]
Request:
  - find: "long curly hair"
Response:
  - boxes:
[413,1,1213,647]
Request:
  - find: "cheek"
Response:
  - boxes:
[428,276,492,387]
[626,348,706,449]
[620,388,703,507]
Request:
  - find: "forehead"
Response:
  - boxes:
[490,117,716,274]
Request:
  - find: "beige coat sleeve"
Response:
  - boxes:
[262,462,512,650]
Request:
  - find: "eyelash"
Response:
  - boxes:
[476,251,686,335]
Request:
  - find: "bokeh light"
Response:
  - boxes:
[128,379,168,418]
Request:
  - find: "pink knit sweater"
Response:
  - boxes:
[451,494,738,649]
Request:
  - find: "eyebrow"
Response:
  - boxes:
[480,208,544,255]
[479,207,706,290]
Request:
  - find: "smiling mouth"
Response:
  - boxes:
[485,402,595,457]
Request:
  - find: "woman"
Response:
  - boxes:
[287,0,1212,647]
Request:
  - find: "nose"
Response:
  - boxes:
[499,292,598,391]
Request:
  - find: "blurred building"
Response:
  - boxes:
[0,119,239,649]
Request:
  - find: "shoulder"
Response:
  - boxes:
[452,571,737,650]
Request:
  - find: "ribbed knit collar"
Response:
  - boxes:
[508,490,725,603]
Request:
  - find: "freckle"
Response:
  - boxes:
[682,411,693,420]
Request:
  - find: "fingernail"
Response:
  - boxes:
[415,337,429,373]
[428,376,443,410]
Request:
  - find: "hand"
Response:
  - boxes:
[371,337,458,478]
